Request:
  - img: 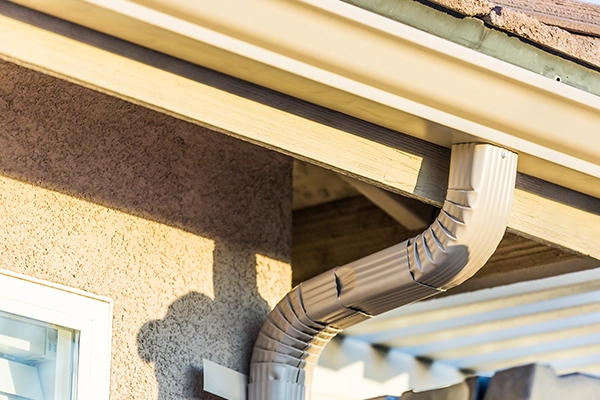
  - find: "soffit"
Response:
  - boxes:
[0,2,598,260]
[290,162,600,288]
[293,162,600,383]
[7,0,600,201]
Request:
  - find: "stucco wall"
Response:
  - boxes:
[0,60,293,399]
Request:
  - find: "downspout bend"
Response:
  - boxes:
[248,143,518,400]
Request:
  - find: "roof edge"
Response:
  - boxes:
[343,0,600,95]
[7,0,600,199]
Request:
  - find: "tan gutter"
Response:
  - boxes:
[9,0,600,199]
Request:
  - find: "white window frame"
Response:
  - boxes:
[0,268,113,399]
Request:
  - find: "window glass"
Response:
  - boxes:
[0,310,79,400]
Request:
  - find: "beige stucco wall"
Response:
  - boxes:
[0,60,293,399]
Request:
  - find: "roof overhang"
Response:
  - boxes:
[9,0,600,199]
[0,0,598,261]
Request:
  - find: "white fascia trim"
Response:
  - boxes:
[10,0,600,198]
[96,0,597,175]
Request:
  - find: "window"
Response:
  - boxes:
[0,269,112,400]
[0,310,79,400]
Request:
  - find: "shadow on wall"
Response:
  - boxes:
[137,292,218,398]
[0,57,292,398]
[137,246,271,399]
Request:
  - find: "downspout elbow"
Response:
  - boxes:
[248,143,518,400]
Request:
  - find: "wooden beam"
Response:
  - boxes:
[367,300,600,349]
[341,176,435,231]
[291,192,597,290]
[428,322,600,362]
[509,174,600,259]
[345,266,600,338]
[455,342,600,372]
[292,196,418,285]
[442,240,600,296]
[0,4,598,259]
[9,0,600,199]
[292,160,360,210]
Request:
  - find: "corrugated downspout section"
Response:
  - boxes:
[248,143,518,400]
[407,144,517,290]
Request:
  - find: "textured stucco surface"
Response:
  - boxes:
[0,60,293,399]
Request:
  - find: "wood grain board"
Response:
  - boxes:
[292,196,422,285]
[292,195,597,289]
[0,6,598,260]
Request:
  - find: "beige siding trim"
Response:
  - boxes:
[0,11,598,259]
[7,0,600,200]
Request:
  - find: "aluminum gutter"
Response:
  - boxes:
[249,143,518,399]
[343,0,600,97]
[9,0,600,199]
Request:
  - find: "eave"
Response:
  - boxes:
[0,0,598,261]
[9,0,600,200]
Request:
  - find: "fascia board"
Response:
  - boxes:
[8,0,600,199]
[0,4,598,259]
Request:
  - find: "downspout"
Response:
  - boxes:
[248,143,518,400]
